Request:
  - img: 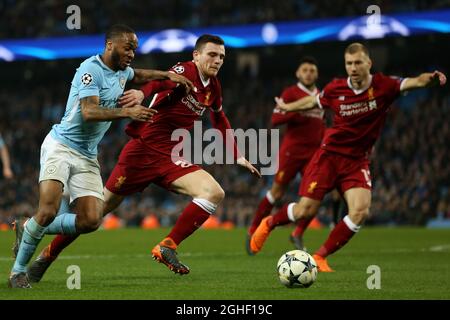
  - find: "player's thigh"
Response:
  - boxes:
[72,195,104,224]
[298,150,337,201]
[35,180,65,225]
[68,156,104,223]
[270,181,288,200]
[170,169,225,204]
[39,134,71,195]
[103,188,125,216]
[274,159,299,186]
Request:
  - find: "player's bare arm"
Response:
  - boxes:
[275,95,318,112]
[132,69,195,92]
[80,95,157,122]
[401,70,447,92]
[0,144,13,179]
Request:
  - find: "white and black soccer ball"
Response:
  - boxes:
[277,250,317,288]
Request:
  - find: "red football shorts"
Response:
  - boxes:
[105,139,201,195]
[274,146,317,185]
[299,148,372,200]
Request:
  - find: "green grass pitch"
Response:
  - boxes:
[1,227,449,299]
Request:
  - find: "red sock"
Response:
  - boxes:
[249,195,275,234]
[48,234,79,257]
[168,202,210,245]
[315,219,356,257]
[291,217,313,237]
[267,204,291,228]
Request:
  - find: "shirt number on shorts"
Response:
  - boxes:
[174,160,193,168]
[361,169,372,187]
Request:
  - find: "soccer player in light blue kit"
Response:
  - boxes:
[8,24,194,288]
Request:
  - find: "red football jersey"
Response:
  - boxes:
[272,83,324,157]
[317,73,404,158]
[125,61,222,156]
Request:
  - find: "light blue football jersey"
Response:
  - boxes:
[0,134,4,148]
[50,55,134,158]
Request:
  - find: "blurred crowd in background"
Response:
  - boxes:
[0,0,449,229]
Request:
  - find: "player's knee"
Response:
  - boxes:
[270,188,284,201]
[295,200,319,220]
[209,186,225,205]
[348,207,369,225]
[200,185,225,205]
[36,205,59,225]
[77,210,103,232]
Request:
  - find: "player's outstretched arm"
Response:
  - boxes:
[132,69,195,93]
[275,95,318,112]
[401,70,447,92]
[80,95,157,122]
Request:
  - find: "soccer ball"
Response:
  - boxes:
[277,250,318,288]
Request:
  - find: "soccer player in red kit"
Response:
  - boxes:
[246,57,325,254]
[25,34,260,280]
[249,43,446,272]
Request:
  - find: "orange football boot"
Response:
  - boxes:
[249,216,273,255]
[313,254,335,272]
[151,237,190,275]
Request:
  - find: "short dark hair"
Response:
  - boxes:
[299,56,318,68]
[345,42,370,56]
[195,34,225,51]
[105,24,135,43]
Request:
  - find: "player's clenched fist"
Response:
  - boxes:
[126,105,158,122]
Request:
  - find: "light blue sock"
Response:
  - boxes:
[12,217,46,274]
[57,196,70,216]
[46,213,77,235]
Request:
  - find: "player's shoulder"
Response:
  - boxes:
[283,84,300,94]
[324,77,347,91]
[372,72,402,87]
[280,84,303,100]
[373,72,391,81]
[78,55,104,75]
[170,60,195,75]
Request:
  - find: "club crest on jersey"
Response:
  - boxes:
[367,87,374,100]
[46,165,57,175]
[369,99,377,110]
[81,73,93,86]
[120,77,126,89]
[308,181,318,194]
[204,90,212,105]
[277,171,285,180]
[115,176,127,189]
